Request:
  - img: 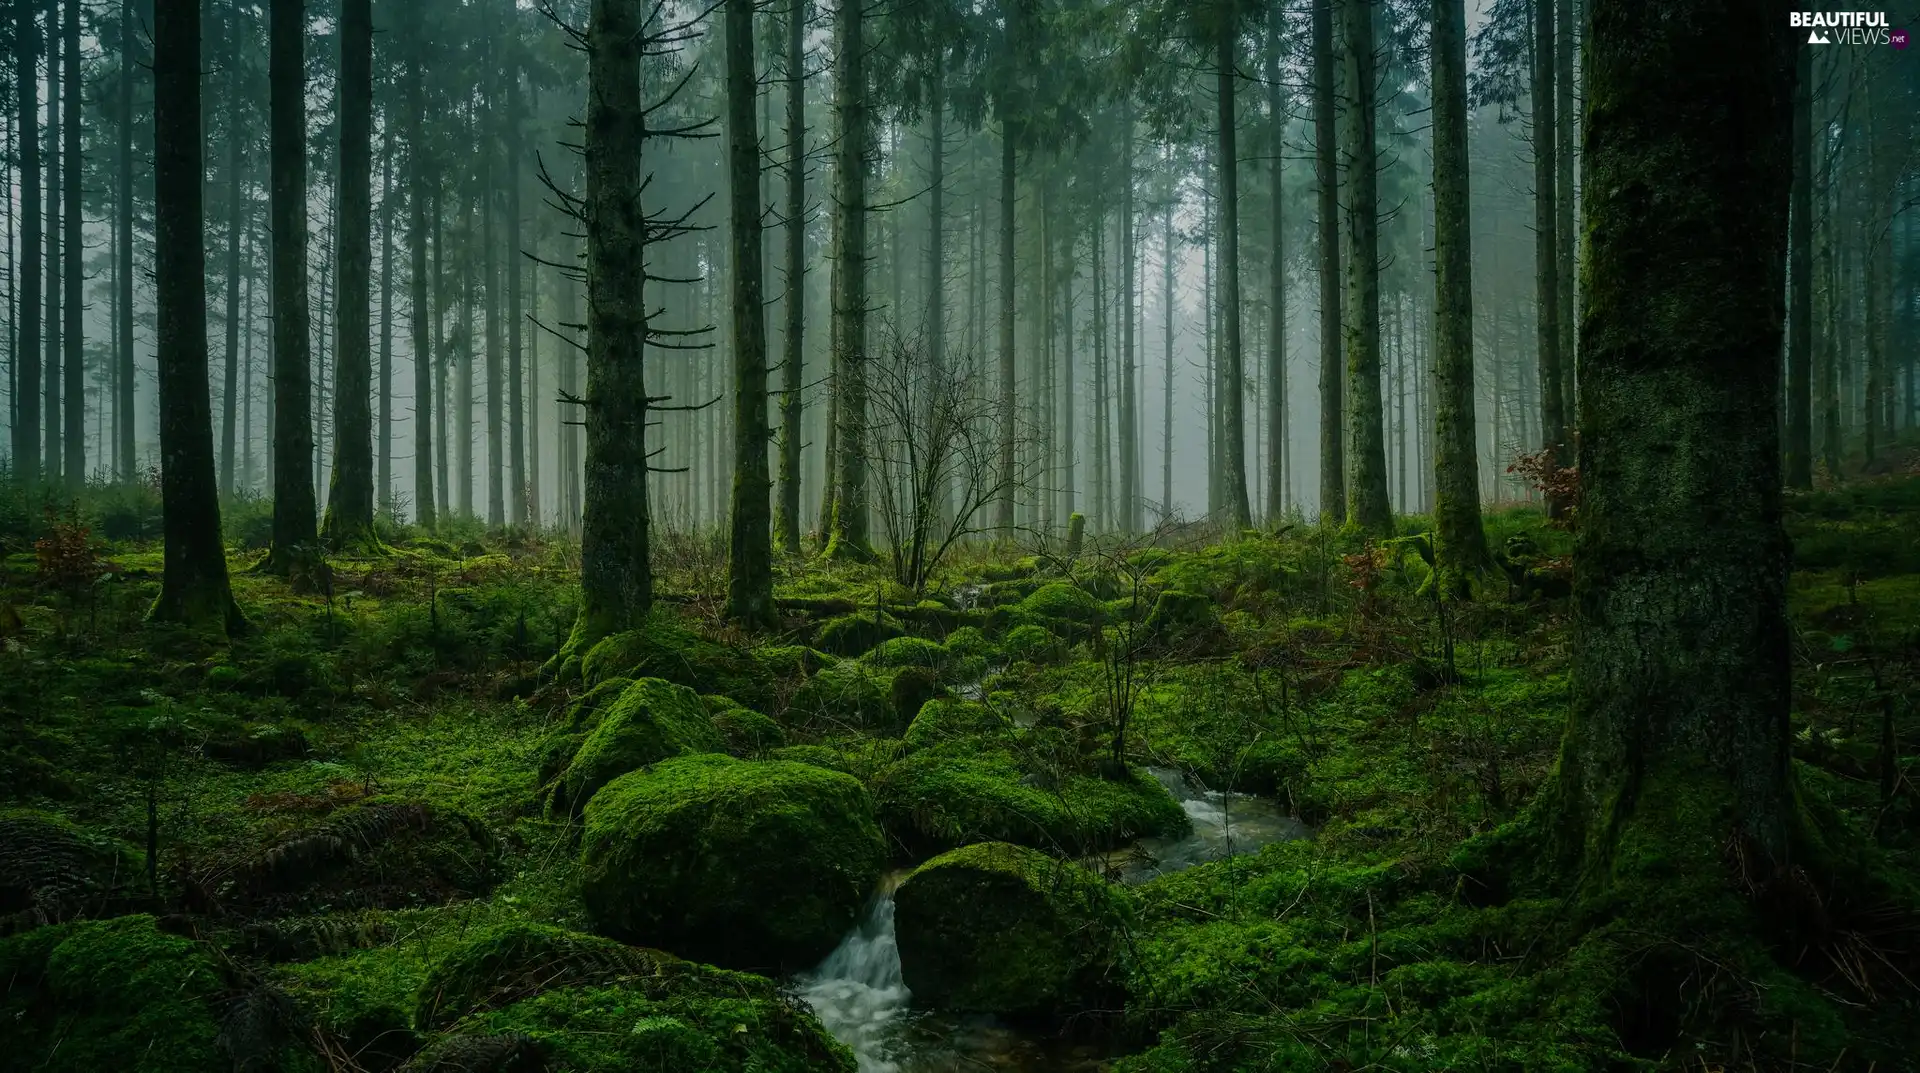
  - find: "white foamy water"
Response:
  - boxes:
[795,877,914,1073]
[1100,766,1311,882]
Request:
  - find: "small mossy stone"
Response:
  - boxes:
[1001,623,1062,663]
[0,809,146,928]
[863,636,951,670]
[566,676,634,732]
[580,754,885,973]
[415,921,697,1029]
[280,947,423,1069]
[894,843,1130,1018]
[580,616,775,710]
[755,644,837,680]
[783,661,897,731]
[814,612,906,657]
[890,666,941,727]
[942,626,992,660]
[1017,582,1102,623]
[709,701,788,757]
[0,915,225,1071]
[555,678,722,817]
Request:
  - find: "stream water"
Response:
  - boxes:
[796,770,1309,1070]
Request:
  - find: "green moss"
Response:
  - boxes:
[478,982,854,1072]
[754,644,838,680]
[1017,581,1102,623]
[280,946,424,1068]
[1001,622,1063,663]
[814,611,906,657]
[873,744,1186,855]
[0,916,225,1071]
[902,698,1009,749]
[863,635,951,670]
[1142,589,1224,649]
[554,678,722,817]
[0,809,146,925]
[580,615,776,710]
[894,842,1130,1017]
[708,700,788,757]
[580,754,885,972]
[566,676,634,732]
[942,625,992,660]
[766,739,905,781]
[782,661,898,732]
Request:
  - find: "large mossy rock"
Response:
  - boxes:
[782,661,900,732]
[551,678,722,817]
[415,922,853,1073]
[1142,588,1227,652]
[706,697,788,757]
[894,843,1130,1017]
[0,915,228,1070]
[214,799,497,916]
[814,611,906,657]
[581,616,775,710]
[902,698,1007,749]
[580,754,885,973]
[0,810,145,931]
[1016,582,1102,624]
[872,745,1186,855]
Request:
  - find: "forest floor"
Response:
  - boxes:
[0,456,1916,1072]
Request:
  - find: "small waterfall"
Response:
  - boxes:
[796,878,914,1073]
[1108,767,1312,882]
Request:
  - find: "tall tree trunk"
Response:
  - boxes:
[61,0,81,487]
[322,0,376,551]
[1216,13,1252,530]
[1533,0,1566,484]
[221,0,244,499]
[773,0,806,552]
[1340,0,1390,535]
[485,143,505,528]
[44,0,60,486]
[1264,7,1286,526]
[508,72,527,526]
[1554,0,1575,422]
[1161,153,1174,518]
[558,0,654,664]
[149,0,241,633]
[1538,0,1801,936]
[824,0,872,560]
[378,130,394,514]
[1313,0,1342,524]
[725,0,775,626]
[928,54,947,524]
[434,182,451,520]
[995,129,1016,534]
[116,0,135,479]
[1784,44,1812,489]
[1121,106,1139,532]
[1430,0,1487,588]
[13,0,40,487]
[267,0,318,573]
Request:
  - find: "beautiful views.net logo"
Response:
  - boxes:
[1790,11,1898,45]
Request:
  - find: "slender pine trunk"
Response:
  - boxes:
[724,0,775,626]
[13,0,41,487]
[1217,14,1252,530]
[1340,0,1390,535]
[221,0,245,500]
[321,0,376,551]
[61,0,82,487]
[1264,7,1286,526]
[774,0,806,552]
[1313,0,1342,524]
[266,0,318,572]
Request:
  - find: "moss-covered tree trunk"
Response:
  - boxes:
[1312,0,1342,525]
[13,0,41,488]
[773,0,806,554]
[1216,9,1253,532]
[724,0,775,627]
[408,18,436,532]
[265,0,319,576]
[824,0,873,562]
[1339,0,1389,537]
[149,0,242,635]
[1430,0,1486,589]
[322,0,378,553]
[1551,0,1798,930]
[559,0,654,664]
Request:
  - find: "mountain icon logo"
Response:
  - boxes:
[1809,28,1831,43]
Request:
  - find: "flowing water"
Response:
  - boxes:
[796,775,1308,1069]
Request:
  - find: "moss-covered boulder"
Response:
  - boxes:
[0,810,145,930]
[581,616,775,710]
[782,661,898,732]
[1001,622,1065,663]
[565,676,635,732]
[863,635,951,670]
[890,666,941,726]
[894,843,1130,1017]
[766,739,906,782]
[280,946,423,1069]
[872,745,1186,855]
[706,697,788,757]
[215,800,496,916]
[1143,589,1224,650]
[551,678,723,817]
[0,915,226,1070]
[1017,581,1102,623]
[814,611,906,657]
[414,923,853,1072]
[580,755,886,973]
[754,644,837,681]
[902,698,1008,749]
[942,626,993,661]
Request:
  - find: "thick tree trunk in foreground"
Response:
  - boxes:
[1430,0,1487,587]
[323,0,378,552]
[724,0,775,627]
[1339,0,1390,536]
[1785,45,1812,490]
[559,0,653,664]
[1312,0,1341,525]
[149,0,241,634]
[1554,0,1797,912]
[267,0,319,573]
[773,0,806,553]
